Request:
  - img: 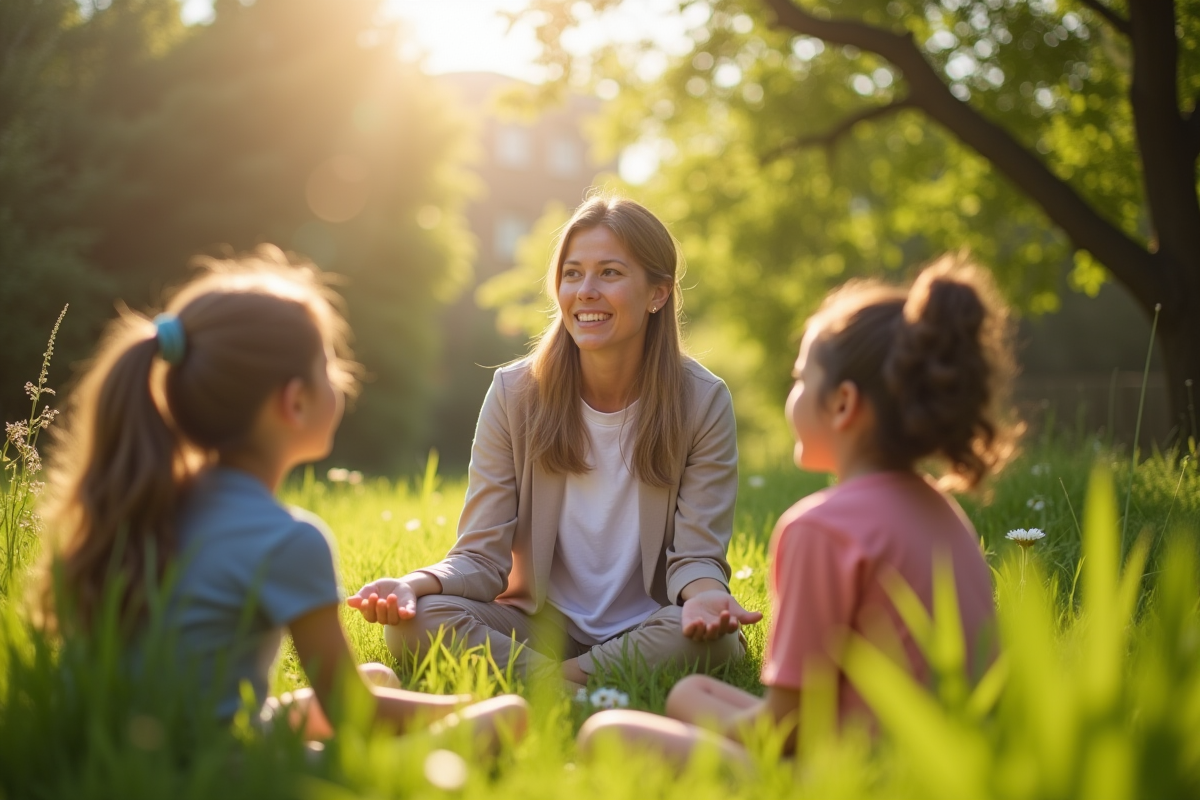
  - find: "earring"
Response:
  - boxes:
[651,306,658,313]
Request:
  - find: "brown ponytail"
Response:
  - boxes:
[39,247,358,634]
[809,254,1018,490]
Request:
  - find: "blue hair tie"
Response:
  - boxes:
[153,313,186,366]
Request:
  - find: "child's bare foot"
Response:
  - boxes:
[358,661,402,689]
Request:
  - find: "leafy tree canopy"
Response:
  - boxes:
[509,0,1200,437]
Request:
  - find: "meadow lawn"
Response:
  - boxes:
[2,438,1199,799]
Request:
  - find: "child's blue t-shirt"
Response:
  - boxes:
[159,467,340,720]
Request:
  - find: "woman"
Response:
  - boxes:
[349,196,760,684]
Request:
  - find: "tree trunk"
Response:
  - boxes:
[1154,301,1200,446]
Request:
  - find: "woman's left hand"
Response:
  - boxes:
[680,590,763,642]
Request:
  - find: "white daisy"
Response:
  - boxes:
[405,518,421,532]
[734,566,754,580]
[589,687,630,710]
[1006,528,1046,547]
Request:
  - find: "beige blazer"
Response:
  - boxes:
[422,358,738,615]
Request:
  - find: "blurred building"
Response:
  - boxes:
[430,72,613,466]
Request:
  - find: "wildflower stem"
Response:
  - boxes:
[1,304,67,596]
[1059,477,1083,540]
[1162,456,1190,535]
[1122,303,1159,557]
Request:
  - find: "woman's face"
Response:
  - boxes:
[557,226,670,360]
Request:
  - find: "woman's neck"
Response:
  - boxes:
[578,349,642,412]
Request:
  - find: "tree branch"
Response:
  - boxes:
[762,99,912,163]
[1077,0,1132,36]
[759,0,1164,306]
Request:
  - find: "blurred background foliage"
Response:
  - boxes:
[0,0,475,473]
[2,0,1192,474]
[497,0,1192,452]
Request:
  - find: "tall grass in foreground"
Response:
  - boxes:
[1,314,1199,798]
[0,458,1195,798]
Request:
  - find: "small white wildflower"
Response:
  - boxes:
[435,515,447,526]
[573,687,589,705]
[1025,497,1046,511]
[405,518,421,531]
[1030,463,1050,476]
[734,566,754,580]
[327,468,349,483]
[747,475,766,488]
[423,749,468,791]
[380,510,392,521]
[589,687,629,710]
[1006,528,1046,548]
[6,421,28,445]
[348,470,363,485]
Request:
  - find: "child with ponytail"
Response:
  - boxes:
[38,247,527,740]
[577,254,1017,763]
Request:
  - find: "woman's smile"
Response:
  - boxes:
[575,311,613,325]
[558,226,668,359]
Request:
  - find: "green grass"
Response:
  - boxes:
[2,439,1199,799]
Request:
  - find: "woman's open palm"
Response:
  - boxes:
[680,590,762,641]
[346,578,417,625]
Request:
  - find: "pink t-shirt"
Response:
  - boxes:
[761,471,995,724]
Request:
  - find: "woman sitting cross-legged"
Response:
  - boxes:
[350,195,761,685]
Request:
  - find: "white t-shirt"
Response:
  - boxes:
[547,401,661,645]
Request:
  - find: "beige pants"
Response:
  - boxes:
[383,595,745,677]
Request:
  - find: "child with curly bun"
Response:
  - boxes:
[578,255,1017,763]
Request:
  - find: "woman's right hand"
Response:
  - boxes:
[347,572,443,624]
[347,578,417,624]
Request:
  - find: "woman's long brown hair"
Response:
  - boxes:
[526,195,688,488]
[38,247,357,634]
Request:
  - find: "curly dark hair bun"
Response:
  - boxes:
[810,253,1018,490]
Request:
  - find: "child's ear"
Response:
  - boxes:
[276,377,309,428]
[829,380,862,431]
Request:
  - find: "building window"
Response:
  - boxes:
[495,125,532,169]
[547,136,581,177]
[494,214,528,261]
